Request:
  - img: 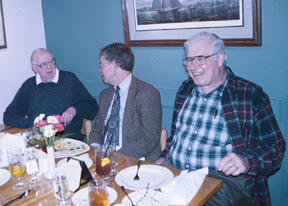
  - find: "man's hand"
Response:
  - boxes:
[61,106,76,126]
[218,153,249,176]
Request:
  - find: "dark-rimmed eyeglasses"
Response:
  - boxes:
[182,54,218,66]
[34,58,56,69]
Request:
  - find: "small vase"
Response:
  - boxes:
[44,146,56,179]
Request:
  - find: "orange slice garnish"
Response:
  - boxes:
[101,157,111,167]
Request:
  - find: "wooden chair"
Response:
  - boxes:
[160,129,168,151]
[81,119,92,143]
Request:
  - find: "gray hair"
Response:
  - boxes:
[184,31,227,62]
[30,48,53,65]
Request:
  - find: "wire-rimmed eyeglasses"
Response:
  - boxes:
[182,54,218,66]
[34,58,56,69]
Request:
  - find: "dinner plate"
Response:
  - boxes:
[115,165,174,190]
[54,138,90,158]
[71,186,117,206]
[0,169,11,186]
[57,157,93,168]
[121,190,169,206]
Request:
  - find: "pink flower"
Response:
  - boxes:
[54,115,63,123]
[37,120,47,127]
[52,123,64,132]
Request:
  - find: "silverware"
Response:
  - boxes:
[121,186,135,206]
[133,160,142,181]
[2,188,36,206]
[0,127,14,133]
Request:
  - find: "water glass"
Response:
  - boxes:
[95,146,112,179]
[108,144,117,177]
[88,179,110,206]
[24,148,40,182]
[52,168,70,205]
[7,147,26,189]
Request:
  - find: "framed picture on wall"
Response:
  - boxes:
[0,0,7,49]
[122,0,261,47]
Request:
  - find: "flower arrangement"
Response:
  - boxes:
[29,114,69,147]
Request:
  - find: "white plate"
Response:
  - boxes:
[54,138,90,158]
[72,186,117,206]
[57,157,93,168]
[115,165,173,190]
[0,169,11,186]
[122,190,169,206]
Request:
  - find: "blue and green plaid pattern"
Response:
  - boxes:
[170,78,233,171]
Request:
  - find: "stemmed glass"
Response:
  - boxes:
[7,147,27,189]
[24,148,40,183]
[52,168,70,205]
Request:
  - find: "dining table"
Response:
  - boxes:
[0,124,223,206]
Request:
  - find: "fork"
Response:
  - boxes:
[2,188,36,206]
[133,160,142,181]
[121,186,136,206]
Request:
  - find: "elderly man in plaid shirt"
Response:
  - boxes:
[156,31,285,206]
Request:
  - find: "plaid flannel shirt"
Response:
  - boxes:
[161,67,286,205]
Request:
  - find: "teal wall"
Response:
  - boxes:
[42,1,288,205]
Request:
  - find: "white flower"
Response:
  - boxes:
[43,124,56,137]
[34,114,45,124]
[47,115,59,124]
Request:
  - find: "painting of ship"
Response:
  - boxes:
[135,0,242,29]
[152,0,182,12]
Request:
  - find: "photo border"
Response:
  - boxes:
[122,0,261,47]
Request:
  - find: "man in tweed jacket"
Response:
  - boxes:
[89,43,162,162]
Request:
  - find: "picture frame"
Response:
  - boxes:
[122,0,261,47]
[0,0,7,49]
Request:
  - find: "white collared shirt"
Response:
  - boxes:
[104,74,132,150]
[36,68,59,85]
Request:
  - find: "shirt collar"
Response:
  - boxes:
[36,68,59,85]
[116,73,132,93]
[193,70,229,97]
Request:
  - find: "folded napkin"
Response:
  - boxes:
[58,153,90,168]
[161,167,208,205]
[0,133,26,167]
[73,153,90,166]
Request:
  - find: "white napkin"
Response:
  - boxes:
[73,153,90,166]
[57,153,91,168]
[161,167,209,205]
[0,133,26,167]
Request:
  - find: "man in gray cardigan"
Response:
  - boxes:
[89,43,162,162]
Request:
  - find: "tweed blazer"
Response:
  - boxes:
[90,76,162,162]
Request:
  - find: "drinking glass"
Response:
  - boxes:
[24,148,40,182]
[52,168,70,205]
[108,144,117,177]
[95,146,112,179]
[7,147,26,189]
[88,179,110,206]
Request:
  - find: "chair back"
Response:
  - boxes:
[160,129,168,151]
[81,119,92,143]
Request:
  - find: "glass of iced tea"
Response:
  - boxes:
[88,179,110,206]
[95,146,112,179]
[7,147,26,189]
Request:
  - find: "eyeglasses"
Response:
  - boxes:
[34,58,56,69]
[99,62,110,69]
[182,54,218,66]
